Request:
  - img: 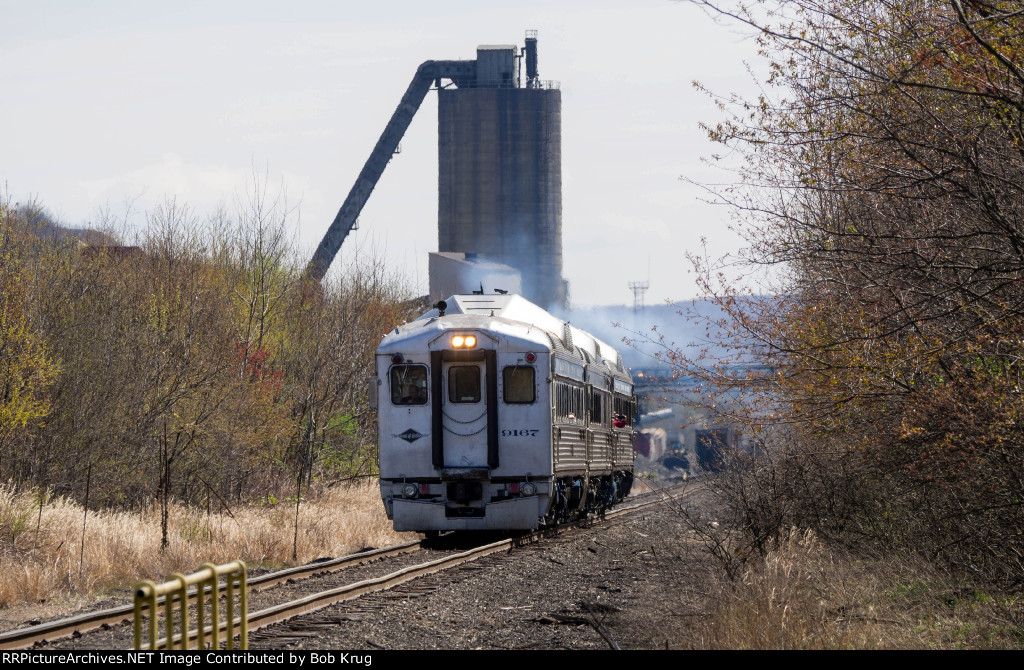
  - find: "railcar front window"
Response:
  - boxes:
[390,365,428,405]
[448,365,481,403]
[503,366,535,403]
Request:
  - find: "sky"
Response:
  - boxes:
[1,0,761,307]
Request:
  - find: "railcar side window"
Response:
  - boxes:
[590,389,606,425]
[503,366,535,403]
[613,395,632,427]
[554,381,584,423]
[448,365,481,403]
[390,365,428,405]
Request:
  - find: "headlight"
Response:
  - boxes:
[401,483,418,499]
[521,482,537,496]
[450,334,477,348]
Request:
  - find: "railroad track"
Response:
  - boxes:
[0,478,695,650]
[0,541,422,650]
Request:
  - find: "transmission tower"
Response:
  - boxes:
[628,280,649,314]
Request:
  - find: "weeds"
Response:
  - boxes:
[0,480,413,613]
[677,511,1024,649]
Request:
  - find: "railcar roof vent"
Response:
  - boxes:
[563,323,573,350]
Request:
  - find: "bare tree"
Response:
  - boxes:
[669,0,1024,589]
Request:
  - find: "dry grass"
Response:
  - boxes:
[0,480,414,620]
[691,529,1024,649]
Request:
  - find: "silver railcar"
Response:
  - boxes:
[373,294,635,532]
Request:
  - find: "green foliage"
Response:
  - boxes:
[319,442,379,479]
[0,202,60,443]
[0,185,415,515]
[0,484,34,545]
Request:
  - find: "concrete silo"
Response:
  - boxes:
[438,38,566,308]
[307,32,567,307]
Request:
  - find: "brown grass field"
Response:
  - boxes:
[0,480,414,629]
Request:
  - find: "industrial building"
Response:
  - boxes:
[438,37,566,308]
[428,252,522,303]
[308,32,567,308]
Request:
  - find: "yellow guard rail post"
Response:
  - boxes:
[133,561,247,650]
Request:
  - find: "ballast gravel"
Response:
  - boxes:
[249,495,709,650]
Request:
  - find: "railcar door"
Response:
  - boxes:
[441,360,489,467]
[430,348,498,470]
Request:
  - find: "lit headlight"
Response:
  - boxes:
[450,334,477,348]
[401,483,418,499]
[521,482,537,496]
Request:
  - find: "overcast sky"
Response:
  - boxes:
[1,0,760,306]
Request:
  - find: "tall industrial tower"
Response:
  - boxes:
[438,34,566,307]
[307,32,567,308]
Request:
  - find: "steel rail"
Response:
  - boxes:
[170,537,517,649]
[0,540,421,650]
[204,482,700,647]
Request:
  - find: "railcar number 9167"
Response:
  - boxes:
[502,429,540,437]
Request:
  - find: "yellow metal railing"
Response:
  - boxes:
[133,561,248,650]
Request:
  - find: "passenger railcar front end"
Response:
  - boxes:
[374,294,634,532]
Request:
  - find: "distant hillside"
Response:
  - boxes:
[11,204,118,247]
